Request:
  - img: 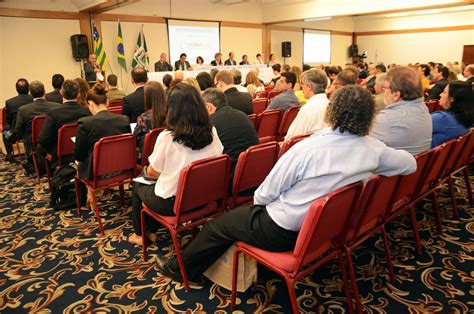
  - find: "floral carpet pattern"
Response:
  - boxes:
[0,157,473,313]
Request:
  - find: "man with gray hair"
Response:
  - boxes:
[285,68,329,140]
[373,73,387,114]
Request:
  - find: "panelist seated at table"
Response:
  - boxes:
[174,53,192,71]
[154,53,173,72]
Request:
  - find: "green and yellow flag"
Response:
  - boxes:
[116,20,127,71]
[92,20,107,69]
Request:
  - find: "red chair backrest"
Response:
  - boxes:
[108,107,123,114]
[248,114,257,129]
[264,84,274,91]
[92,134,137,188]
[174,155,231,221]
[293,182,364,270]
[278,106,301,138]
[278,133,311,159]
[454,130,473,168]
[442,133,470,177]
[267,89,282,99]
[231,142,279,206]
[141,127,166,166]
[31,115,46,147]
[254,90,268,99]
[108,99,123,108]
[425,100,442,113]
[256,109,281,139]
[56,123,78,166]
[252,98,268,115]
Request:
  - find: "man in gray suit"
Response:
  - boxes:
[154,53,173,72]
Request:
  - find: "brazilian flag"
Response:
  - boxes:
[117,21,127,71]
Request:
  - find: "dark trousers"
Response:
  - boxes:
[131,182,175,235]
[2,128,14,155]
[170,205,299,280]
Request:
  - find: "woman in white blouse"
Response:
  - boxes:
[128,83,224,246]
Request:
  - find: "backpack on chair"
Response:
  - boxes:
[50,164,86,211]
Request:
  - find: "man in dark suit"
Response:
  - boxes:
[174,53,192,71]
[464,64,474,85]
[45,74,64,104]
[214,70,253,115]
[14,81,59,173]
[122,67,148,123]
[210,52,223,66]
[224,52,237,66]
[36,79,91,169]
[428,65,449,100]
[84,54,103,86]
[154,53,173,72]
[2,78,33,162]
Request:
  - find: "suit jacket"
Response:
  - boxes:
[211,60,223,66]
[428,78,449,100]
[224,59,237,66]
[466,77,474,85]
[84,61,97,83]
[74,110,131,180]
[45,89,63,104]
[174,60,191,71]
[37,101,91,158]
[154,61,173,72]
[122,86,145,123]
[106,88,126,101]
[15,98,60,155]
[224,87,253,115]
[5,94,34,127]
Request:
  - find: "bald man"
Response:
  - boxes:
[154,53,173,72]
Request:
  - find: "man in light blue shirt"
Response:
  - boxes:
[155,85,417,283]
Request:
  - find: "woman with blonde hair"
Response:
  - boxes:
[245,70,264,95]
[183,77,202,93]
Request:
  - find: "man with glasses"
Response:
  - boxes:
[214,70,253,114]
[267,72,300,111]
[370,66,432,155]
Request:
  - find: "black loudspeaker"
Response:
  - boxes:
[70,34,89,61]
[349,44,359,57]
[282,41,292,58]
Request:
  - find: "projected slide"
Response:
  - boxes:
[303,30,331,64]
[168,19,220,67]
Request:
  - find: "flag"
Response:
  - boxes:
[92,20,107,70]
[116,20,127,71]
[131,26,149,70]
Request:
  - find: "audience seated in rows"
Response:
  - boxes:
[418,64,431,92]
[183,77,202,93]
[428,65,449,100]
[245,71,264,96]
[284,68,329,140]
[122,67,147,123]
[370,66,432,155]
[128,83,224,246]
[270,64,282,89]
[230,69,248,93]
[154,85,417,284]
[464,64,474,85]
[431,80,474,147]
[373,73,387,114]
[196,72,213,92]
[215,70,253,115]
[106,74,126,101]
[266,72,300,111]
[133,81,167,161]
[357,62,369,79]
[45,74,64,104]
[75,78,90,108]
[327,69,357,95]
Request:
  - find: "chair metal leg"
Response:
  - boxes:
[344,245,363,314]
[119,184,125,207]
[74,177,82,217]
[338,250,354,314]
[32,152,41,183]
[141,210,148,261]
[285,277,299,314]
[447,177,459,218]
[171,230,190,292]
[90,191,105,236]
[381,226,395,282]
[462,167,473,207]
[408,205,422,256]
[230,248,240,311]
[430,192,443,235]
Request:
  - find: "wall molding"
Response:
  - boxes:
[355,24,474,36]
[0,8,84,20]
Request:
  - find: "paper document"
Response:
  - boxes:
[132,176,156,185]
[71,137,76,143]
[130,123,137,132]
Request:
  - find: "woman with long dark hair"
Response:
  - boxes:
[128,83,224,246]
[133,81,167,161]
[431,80,474,147]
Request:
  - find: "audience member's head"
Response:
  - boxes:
[166,83,213,150]
[290,66,302,89]
[162,74,172,89]
[202,88,228,115]
[183,77,202,93]
[368,64,377,75]
[214,70,234,91]
[174,70,185,81]
[272,63,281,74]
[61,79,80,101]
[51,74,64,90]
[463,64,474,78]
[344,65,359,78]
[75,78,90,107]
[374,73,387,95]
[302,64,312,71]
[327,85,375,136]
[196,72,214,91]
[210,69,219,81]
[29,81,45,98]
[131,67,148,85]
[448,70,458,82]
[325,66,340,81]
[279,71,296,91]
[384,66,422,105]
[144,81,167,128]
[376,63,387,73]
[15,78,29,95]
[434,65,449,81]
[419,64,430,78]
[230,69,243,85]
[281,64,291,73]
[301,68,328,98]
[86,82,108,112]
[107,74,118,87]
[357,63,366,71]
[439,81,474,128]
[334,69,357,90]
[245,70,262,87]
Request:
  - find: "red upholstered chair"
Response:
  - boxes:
[256,109,281,141]
[278,106,301,141]
[252,98,268,115]
[425,99,441,113]
[267,89,282,99]
[45,123,78,188]
[253,90,268,99]
[230,182,364,314]
[343,175,400,313]
[141,155,231,291]
[140,128,165,167]
[278,133,311,159]
[108,106,123,115]
[108,99,123,108]
[248,114,257,129]
[74,134,137,235]
[31,115,47,183]
[229,142,279,209]
[264,84,274,91]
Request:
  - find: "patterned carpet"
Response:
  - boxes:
[0,156,473,313]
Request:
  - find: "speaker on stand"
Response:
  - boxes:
[70,34,90,79]
[282,41,291,65]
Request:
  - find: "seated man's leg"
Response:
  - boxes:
[2,129,14,161]
[168,205,298,281]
